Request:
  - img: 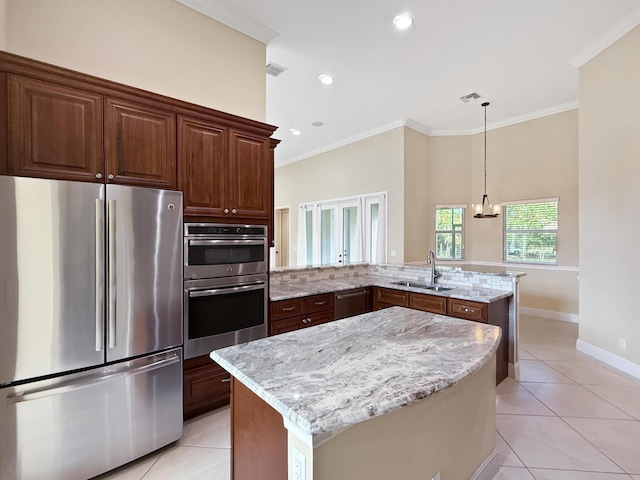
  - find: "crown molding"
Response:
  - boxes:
[175,0,279,45]
[275,119,407,167]
[426,101,579,136]
[276,101,579,167]
[570,5,640,68]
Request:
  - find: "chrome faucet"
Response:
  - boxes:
[427,250,441,284]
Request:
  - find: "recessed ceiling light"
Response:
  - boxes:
[318,74,334,85]
[289,128,301,136]
[393,14,413,30]
[312,121,324,127]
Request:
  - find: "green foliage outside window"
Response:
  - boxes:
[504,201,557,264]
[435,207,464,260]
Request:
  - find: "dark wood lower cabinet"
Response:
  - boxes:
[183,355,231,420]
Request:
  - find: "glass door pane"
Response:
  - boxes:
[305,209,314,266]
[320,208,336,265]
[341,205,357,265]
[369,203,379,262]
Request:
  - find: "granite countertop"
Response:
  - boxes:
[211,306,501,437]
[270,274,513,303]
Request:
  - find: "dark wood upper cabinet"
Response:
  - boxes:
[0,50,278,218]
[7,74,103,181]
[177,120,273,222]
[229,129,271,219]
[177,115,228,217]
[105,97,176,189]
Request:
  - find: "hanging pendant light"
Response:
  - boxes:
[473,102,501,218]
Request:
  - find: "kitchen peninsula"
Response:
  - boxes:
[211,307,501,480]
[270,262,525,380]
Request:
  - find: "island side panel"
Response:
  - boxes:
[313,357,497,480]
[231,377,287,480]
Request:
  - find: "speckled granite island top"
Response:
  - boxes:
[211,306,501,437]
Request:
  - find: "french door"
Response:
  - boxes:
[319,200,359,265]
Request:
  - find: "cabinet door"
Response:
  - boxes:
[228,130,271,219]
[7,74,103,181]
[105,97,176,189]
[183,355,231,420]
[409,292,446,314]
[177,116,227,216]
[373,287,409,309]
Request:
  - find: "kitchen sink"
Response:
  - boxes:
[390,281,455,291]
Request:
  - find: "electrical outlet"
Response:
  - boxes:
[391,250,397,257]
[293,448,306,480]
[619,338,626,351]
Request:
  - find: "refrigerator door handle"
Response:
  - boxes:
[95,199,105,352]
[188,282,266,298]
[5,354,181,404]
[107,198,117,349]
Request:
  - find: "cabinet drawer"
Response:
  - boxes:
[409,293,446,314]
[270,310,334,336]
[270,298,305,321]
[304,294,334,313]
[374,287,409,307]
[447,299,488,323]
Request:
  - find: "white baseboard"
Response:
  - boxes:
[470,449,499,480]
[520,306,579,323]
[576,339,640,380]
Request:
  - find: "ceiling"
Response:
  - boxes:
[178,0,640,166]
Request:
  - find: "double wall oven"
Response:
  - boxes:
[183,223,268,359]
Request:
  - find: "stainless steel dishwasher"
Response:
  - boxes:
[334,288,370,320]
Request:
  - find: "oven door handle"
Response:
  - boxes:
[188,239,266,247]
[188,282,265,298]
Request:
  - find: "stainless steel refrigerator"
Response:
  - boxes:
[0,175,184,480]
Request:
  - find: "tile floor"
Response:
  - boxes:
[95,314,640,480]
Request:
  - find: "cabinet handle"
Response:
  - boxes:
[282,306,297,312]
[95,173,103,179]
[224,208,230,214]
[231,208,237,214]
[221,378,231,383]
[315,301,327,306]
[108,174,114,180]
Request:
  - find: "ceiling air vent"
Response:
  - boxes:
[460,92,482,103]
[266,62,287,77]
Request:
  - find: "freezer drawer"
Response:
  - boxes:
[0,348,183,480]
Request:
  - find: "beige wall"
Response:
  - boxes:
[425,135,474,256]
[0,0,7,50]
[403,127,431,262]
[579,25,640,365]
[4,0,266,121]
[274,127,405,266]
[467,111,580,315]
[276,112,580,315]
[469,111,579,266]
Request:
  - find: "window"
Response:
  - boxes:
[435,206,465,260]
[504,199,558,264]
[298,193,386,266]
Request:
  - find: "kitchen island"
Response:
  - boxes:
[211,306,501,480]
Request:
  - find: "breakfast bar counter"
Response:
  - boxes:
[211,306,502,480]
